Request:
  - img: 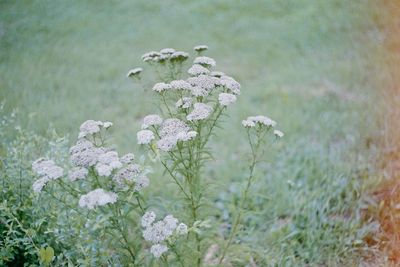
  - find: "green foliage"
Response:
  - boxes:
[0,108,67,266]
[0,0,381,266]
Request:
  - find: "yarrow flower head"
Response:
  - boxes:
[95,151,122,177]
[160,48,175,55]
[142,51,161,62]
[187,103,213,121]
[70,139,104,168]
[176,223,188,235]
[176,131,197,142]
[103,121,113,128]
[170,51,189,62]
[210,71,225,77]
[32,158,64,180]
[193,56,216,67]
[218,93,237,106]
[187,75,220,91]
[191,86,208,97]
[170,80,192,91]
[242,115,277,128]
[175,97,192,109]
[159,119,190,138]
[134,175,150,191]
[274,130,284,138]
[126,67,143,78]
[152,82,172,93]
[141,212,188,258]
[157,118,192,151]
[137,130,155,145]
[142,211,157,228]
[242,119,256,128]
[194,45,208,52]
[113,163,141,185]
[78,188,118,209]
[32,178,48,193]
[188,64,210,76]
[68,167,88,181]
[150,244,168,258]
[32,159,64,192]
[220,75,241,95]
[120,153,135,164]
[142,114,163,129]
[78,120,103,139]
[157,136,178,152]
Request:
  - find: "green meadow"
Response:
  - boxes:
[0,0,383,266]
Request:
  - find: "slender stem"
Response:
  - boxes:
[136,195,145,214]
[109,206,137,265]
[218,131,263,264]
[167,240,185,267]
[161,94,173,117]
[43,188,85,216]
[201,106,225,149]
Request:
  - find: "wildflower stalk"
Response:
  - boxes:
[109,205,137,265]
[218,128,264,264]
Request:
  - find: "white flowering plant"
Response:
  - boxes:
[31,45,283,266]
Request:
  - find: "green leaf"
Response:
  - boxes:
[39,246,54,265]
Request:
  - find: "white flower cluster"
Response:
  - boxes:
[141,211,188,258]
[78,120,112,139]
[194,45,208,52]
[153,82,172,93]
[142,48,189,63]
[193,56,216,67]
[142,114,163,129]
[95,151,122,176]
[68,167,88,181]
[137,130,155,145]
[220,75,241,95]
[135,45,244,155]
[218,93,237,106]
[187,103,213,121]
[175,97,192,109]
[242,115,277,128]
[34,120,150,209]
[274,130,284,138]
[78,188,117,209]
[137,118,197,151]
[32,158,64,192]
[242,115,283,136]
[120,153,135,164]
[156,119,196,151]
[170,80,192,91]
[126,67,143,78]
[70,139,105,168]
[188,64,210,76]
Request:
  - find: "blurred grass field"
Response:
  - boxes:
[0,0,384,265]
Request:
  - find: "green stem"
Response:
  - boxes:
[218,131,263,264]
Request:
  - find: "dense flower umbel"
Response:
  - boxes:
[142,114,163,129]
[193,45,208,52]
[78,188,118,209]
[126,67,143,78]
[242,115,277,128]
[193,56,216,67]
[141,211,188,258]
[187,103,213,121]
[218,93,237,106]
[33,119,150,206]
[32,159,63,192]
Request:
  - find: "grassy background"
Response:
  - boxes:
[0,0,382,265]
